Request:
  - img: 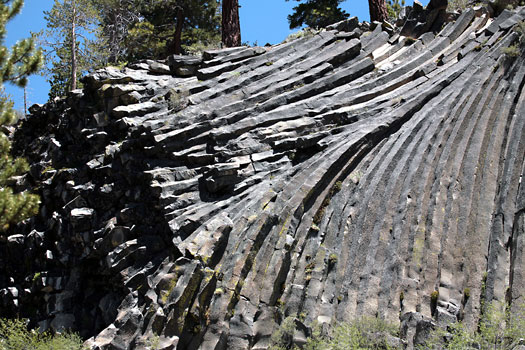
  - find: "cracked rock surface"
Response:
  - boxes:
[1,6,525,350]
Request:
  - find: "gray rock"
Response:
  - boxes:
[149,61,171,75]
[327,16,359,32]
[112,101,161,118]
[5,7,525,350]
[70,208,95,231]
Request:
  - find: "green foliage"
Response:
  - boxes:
[332,181,343,194]
[421,301,525,350]
[0,3,42,90]
[386,0,405,20]
[421,321,475,350]
[463,288,470,299]
[90,0,138,65]
[38,0,101,99]
[502,44,520,57]
[0,0,41,232]
[0,318,84,350]
[516,20,525,36]
[122,0,221,61]
[447,0,469,12]
[286,0,349,29]
[329,317,400,350]
[501,21,525,59]
[39,0,221,95]
[269,316,298,350]
[282,28,318,43]
[270,316,400,350]
[328,253,338,268]
[31,272,41,282]
[125,21,164,61]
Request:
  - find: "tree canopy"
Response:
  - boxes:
[286,0,350,29]
[287,0,389,28]
[39,0,221,97]
[0,0,42,231]
[38,0,100,99]
[119,0,221,61]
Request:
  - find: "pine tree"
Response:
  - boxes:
[122,0,221,61]
[0,0,42,232]
[38,0,100,99]
[286,0,389,28]
[286,0,349,29]
[92,0,139,65]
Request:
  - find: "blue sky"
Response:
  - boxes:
[4,0,427,112]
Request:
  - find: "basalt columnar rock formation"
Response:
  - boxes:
[1,4,525,350]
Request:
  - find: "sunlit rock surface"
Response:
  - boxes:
[2,5,525,350]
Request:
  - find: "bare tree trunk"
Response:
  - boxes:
[71,1,77,91]
[108,12,117,63]
[23,86,27,117]
[368,0,388,22]
[222,0,241,47]
[173,7,184,55]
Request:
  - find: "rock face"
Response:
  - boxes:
[1,5,525,350]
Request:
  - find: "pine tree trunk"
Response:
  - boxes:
[368,0,388,22]
[173,7,184,55]
[71,2,77,91]
[108,12,117,63]
[222,0,241,47]
[23,86,27,117]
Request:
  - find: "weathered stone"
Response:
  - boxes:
[203,46,248,61]
[3,7,525,350]
[70,208,95,231]
[174,66,197,77]
[326,16,359,32]
[149,61,171,75]
[168,55,202,68]
[83,67,135,89]
[112,101,161,118]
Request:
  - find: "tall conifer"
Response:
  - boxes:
[38,0,99,99]
[0,0,42,232]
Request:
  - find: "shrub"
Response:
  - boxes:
[271,316,401,350]
[0,318,84,350]
[387,0,405,20]
[269,316,297,350]
[325,317,400,350]
[420,301,525,350]
[501,21,525,59]
[282,28,317,44]
[420,321,475,350]
[447,0,469,12]
[328,253,338,268]
[502,45,520,58]
[463,287,470,299]
[330,181,343,196]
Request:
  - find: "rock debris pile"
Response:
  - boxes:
[1,5,525,350]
